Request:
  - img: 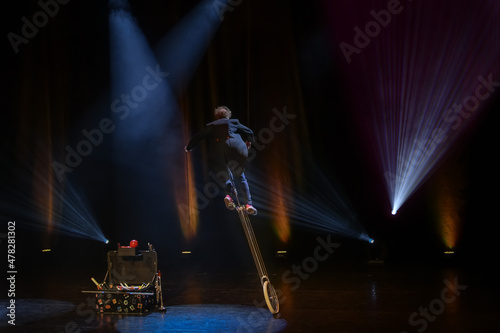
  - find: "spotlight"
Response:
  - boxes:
[369,238,375,244]
[104,239,110,244]
[391,209,397,215]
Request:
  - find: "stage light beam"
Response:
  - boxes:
[249,154,368,242]
[1,166,107,243]
[154,0,232,93]
[353,1,500,214]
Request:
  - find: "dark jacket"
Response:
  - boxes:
[186,118,254,151]
[186,118,255,174]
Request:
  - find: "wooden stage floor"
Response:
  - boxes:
[1,257,498,333]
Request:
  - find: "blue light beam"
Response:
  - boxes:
[154,0,232,93]
[249,155,371,242]
[109,1,174,146]
[1,164,107,243]
[108,0,231,233]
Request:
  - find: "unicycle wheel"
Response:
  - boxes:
[262,278,279,314]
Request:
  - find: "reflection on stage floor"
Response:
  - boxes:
[1,260,498,332]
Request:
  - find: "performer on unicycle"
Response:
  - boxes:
[184,106,257,216]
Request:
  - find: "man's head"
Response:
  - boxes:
[214,106,232,119]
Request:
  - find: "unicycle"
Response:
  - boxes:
[227,168,280,314]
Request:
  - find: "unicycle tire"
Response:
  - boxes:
[262,279,280,314]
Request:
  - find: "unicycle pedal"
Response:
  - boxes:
[224,195,236,210]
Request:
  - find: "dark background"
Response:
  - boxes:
[1,0,498,278]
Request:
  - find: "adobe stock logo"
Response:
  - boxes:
[177,106,297,220]
[401,276,467,333]
[442,74,500,131]
[339,0,409,64]
[211,0,243,22]
[384,72,499,188]
[7,0,72,54]
[237,234,340,333]
[52,65,169,182]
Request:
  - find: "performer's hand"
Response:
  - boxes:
[245,141,251,150]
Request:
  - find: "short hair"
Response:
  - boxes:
[214,106,232,119]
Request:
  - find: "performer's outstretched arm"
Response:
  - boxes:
[236,122,255,144]
[185,125,212,151]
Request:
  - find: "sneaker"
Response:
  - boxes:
[224,195,235,210]
[245,204,257,216]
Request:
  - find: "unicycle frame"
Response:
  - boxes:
[227,168,279,314]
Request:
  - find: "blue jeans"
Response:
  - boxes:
[225,171,252,205]
[210,138,252,205]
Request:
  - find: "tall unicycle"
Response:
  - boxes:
[227,168,279,314]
